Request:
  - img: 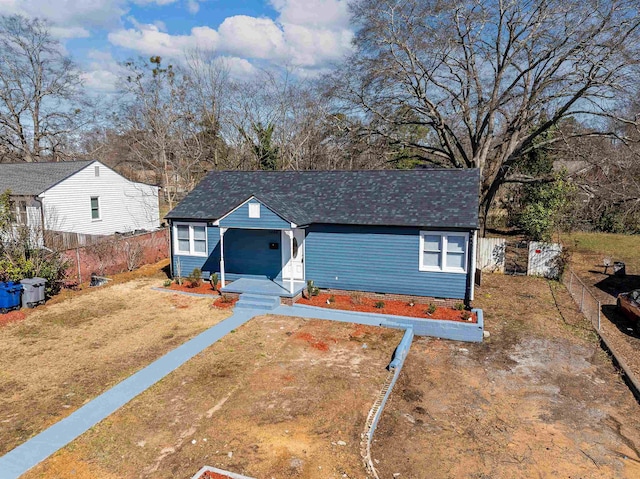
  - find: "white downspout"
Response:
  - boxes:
[219,227,227,288]
[470,230,477,301]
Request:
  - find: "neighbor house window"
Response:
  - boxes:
[419,231,468,273]
[94,165,100,177]
[15,200,27,225]
[90,197,100,220]
[248,202,261,218]
[174,223,208,256]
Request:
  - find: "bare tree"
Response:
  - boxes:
[182,50,231,170]
[0,15,86,162]
[225,69,366,170]
[559,116,640,231]
[334,0,640,232]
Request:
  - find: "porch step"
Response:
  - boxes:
[235,293,281,311]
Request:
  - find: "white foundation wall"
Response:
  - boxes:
[41,162,160,235]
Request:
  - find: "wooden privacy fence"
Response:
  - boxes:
[477,237,562,279]
[61,228,169,284]
[476,237,506,273]
[46,230,107,251]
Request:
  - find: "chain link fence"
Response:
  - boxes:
[562,269,601,331]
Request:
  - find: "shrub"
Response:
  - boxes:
[187,268,202,288]
[0,192,69,297]
[454,302,465,311]
[461,311,472,321]
[163,279,172,287]
[328,295,336,303]
[306,279,319,298]
[374,300,385,309]
[350,291,364,305]
[209,272,219,290]
[220,294,233,303]
[426,303,437,315]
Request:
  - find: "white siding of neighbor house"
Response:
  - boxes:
[40,162,160,235]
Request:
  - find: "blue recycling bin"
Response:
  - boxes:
[0,281,23,313]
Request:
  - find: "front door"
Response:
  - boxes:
[282,229,304,281]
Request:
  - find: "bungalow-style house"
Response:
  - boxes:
[166,169,480,303]
[0,160,160,237]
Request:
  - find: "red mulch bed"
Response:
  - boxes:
[297,293,477,323]
[168,281,220,296]
[0,310,27,327]
[213,297,238,309]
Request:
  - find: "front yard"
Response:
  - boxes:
[0,262,231,457]
[22,317,401,479]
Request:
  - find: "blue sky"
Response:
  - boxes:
[0,0,353,92]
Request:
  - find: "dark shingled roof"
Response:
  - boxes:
[166,169,480,229]
[0,161,94,196]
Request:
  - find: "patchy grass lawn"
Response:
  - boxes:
[373,274,640,479]
[0,265,230,457]
[562,232,640,297]
[22,317,402,479]
[563,231,640,269]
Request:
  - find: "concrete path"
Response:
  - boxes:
[0,309,255,479]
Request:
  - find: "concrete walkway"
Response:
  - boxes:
[0,309,256,479]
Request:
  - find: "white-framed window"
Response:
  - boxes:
[419,231,469,273]
[174,222,208,256]
[248,202,261,218]
[90,196,100,220]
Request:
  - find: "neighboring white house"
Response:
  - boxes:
[0,160,160,236]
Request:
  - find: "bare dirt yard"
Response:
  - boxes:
[22,317,402,479]
[374,274,640,479]
[0,261,231,457]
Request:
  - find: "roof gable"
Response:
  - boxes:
[166,169,480,229]
[216,196,293,229]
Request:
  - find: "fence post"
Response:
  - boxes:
[75,246,82,284]
[580,285,585,312]
[597,301,601,331]
[569,271,573,295]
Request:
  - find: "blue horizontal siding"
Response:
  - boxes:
[172,225,283,280]
[219,200,290,229]
[305,224,469,299]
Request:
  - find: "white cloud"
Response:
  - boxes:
[186,0,200,14]
[0,0,127,31]
[215,55,257,78]
[108,22,219,58]
[81,50,125,93]
[270,0,350,29]
[49,26,91,39]
[109,0,354,72]
[132,0,178,5]
[217,16,286,61]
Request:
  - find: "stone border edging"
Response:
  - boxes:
[361,327,415,478]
